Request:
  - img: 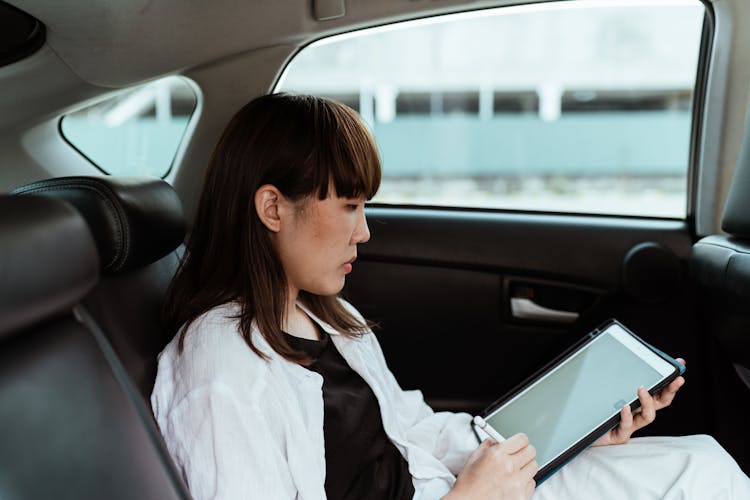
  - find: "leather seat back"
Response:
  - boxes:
[0,195,190,500]
[13,176,186,398]
[690,106,750,473]
[691,106,750,386]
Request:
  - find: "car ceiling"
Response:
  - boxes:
[7,0,509,87]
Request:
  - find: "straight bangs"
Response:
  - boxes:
[312,99,381,201]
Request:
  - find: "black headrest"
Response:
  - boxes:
[13,176,186,274]
[722,106,750,239]
[0,196,99,339]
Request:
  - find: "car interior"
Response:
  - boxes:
[1,0,749,498]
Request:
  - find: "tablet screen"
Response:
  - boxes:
[484,323,675,469]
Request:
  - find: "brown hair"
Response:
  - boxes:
[164,93,381,362]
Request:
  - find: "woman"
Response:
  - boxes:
[152,93,750,499]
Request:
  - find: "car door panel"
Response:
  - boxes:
[345,207,702,437]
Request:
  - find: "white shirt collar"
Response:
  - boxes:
[295,299,341,336]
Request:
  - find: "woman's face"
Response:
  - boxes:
[273,188,370,299]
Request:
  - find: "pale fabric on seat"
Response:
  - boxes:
[535,434,750,499]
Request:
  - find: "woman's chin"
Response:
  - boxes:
[304,279,346,297]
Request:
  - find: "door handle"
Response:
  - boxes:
[510,297,579,323]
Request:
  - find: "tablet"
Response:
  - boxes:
[477,320,684,483]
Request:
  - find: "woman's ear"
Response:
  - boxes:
[254,184,284,232]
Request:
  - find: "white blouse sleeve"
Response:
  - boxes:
[364,332,479,476]
[160,382,296,500]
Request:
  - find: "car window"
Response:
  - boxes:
[277,0,706,218]
[60,76,198,177]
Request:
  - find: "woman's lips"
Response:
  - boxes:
[343,256,356,273]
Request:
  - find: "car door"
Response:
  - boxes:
[280,0,708,439]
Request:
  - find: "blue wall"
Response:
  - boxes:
[62,111,691,179]
[373,111,690,177]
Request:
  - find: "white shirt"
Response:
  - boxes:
[151,300,478,500]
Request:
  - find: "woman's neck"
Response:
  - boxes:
[283,294,320,341]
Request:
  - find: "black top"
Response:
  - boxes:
[284,330,415,500]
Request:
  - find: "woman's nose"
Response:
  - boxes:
[353,211,370,244]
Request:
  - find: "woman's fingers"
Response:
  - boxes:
[656,357,686,406]
[655,376,684,409]
[653,357,685,409]
[500,433,529,454]
[620,402,633,429]
[520,458,539,482]
[612,389,651,444]
[453,437,538,499]
[608,402,634,443]
[511,443,537,469]
[633,386,656,429]
[478,437,497,451]
[597,362,686,447]
[525,478,536,499]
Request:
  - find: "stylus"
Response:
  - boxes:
[473,415,505,443]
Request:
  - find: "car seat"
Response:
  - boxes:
[13,176,186,399]
[0,194,190,500]
[691,105,750,473]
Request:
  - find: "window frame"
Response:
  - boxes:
[58,75,201,179]
[274,0,714,223]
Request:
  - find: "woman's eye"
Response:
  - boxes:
[347,204,359,211]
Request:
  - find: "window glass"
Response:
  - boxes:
[61,76,197,177]
[278,0,706,218]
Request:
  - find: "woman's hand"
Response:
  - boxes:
[444,433,538,500]
[592,358,686,447]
